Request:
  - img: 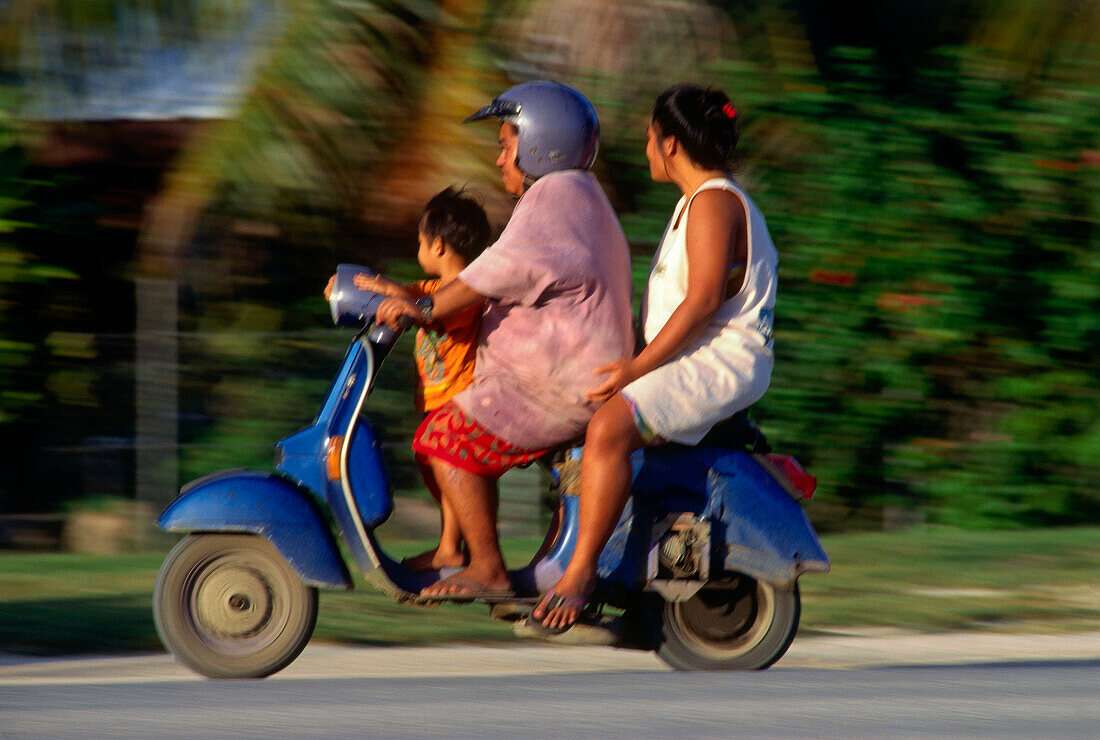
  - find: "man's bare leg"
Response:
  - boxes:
[419,458,512,596]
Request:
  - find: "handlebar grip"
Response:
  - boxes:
[367,313,414,345]
[368,324,396,344]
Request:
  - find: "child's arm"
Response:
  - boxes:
[354,272,412,298]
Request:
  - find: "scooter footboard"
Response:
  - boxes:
[158,470,353,589]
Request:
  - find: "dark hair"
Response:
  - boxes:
[651,84,739,171]
[419,186,491,260]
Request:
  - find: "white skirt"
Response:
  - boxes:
[620,337,772,445]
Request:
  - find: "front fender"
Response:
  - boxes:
[158,470,352,589]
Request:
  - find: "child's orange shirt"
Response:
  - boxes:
[407,279,482,413]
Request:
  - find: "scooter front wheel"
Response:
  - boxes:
[647,574,800,670]
[153,534,318,679]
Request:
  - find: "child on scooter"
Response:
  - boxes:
[327,186,491,571]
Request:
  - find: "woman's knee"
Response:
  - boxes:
[585,396,640,456]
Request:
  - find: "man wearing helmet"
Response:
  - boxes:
[378,81,633,598]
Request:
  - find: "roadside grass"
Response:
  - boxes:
[1,526,1098,656]
[800,525,1100,635]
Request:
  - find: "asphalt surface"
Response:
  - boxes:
[4,628,1100,682]
[2,631,1099,738]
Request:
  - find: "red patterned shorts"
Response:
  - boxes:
[412,400,548,478]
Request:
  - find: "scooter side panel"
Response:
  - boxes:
[707,453,830,585]
[344,421,393,529]
[159,470,353,589]
[620,447,829,586]
[596,450,709,589]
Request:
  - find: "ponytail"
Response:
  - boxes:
[651,84,739,171]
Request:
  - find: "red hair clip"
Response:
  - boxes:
[723,103,737,119]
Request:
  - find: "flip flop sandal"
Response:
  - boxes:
[415,575,516,604]
[526,589,589,636]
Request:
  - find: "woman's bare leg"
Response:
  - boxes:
[533,395,643,628]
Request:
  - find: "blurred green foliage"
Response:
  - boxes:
[720,45,1099,529]
[0,94,33,427]
[596,6,1099,530]
[2,1,1098,532]
[0,88,77,430]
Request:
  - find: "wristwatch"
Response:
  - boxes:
[414,296,434,323]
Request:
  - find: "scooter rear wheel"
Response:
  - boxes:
[153,534,318,678]
[649,574,800,670]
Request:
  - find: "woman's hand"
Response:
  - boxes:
[323,275,335,301]
[584,359,640,404]
[376,296,422,329]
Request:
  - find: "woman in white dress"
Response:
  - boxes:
[532,83,779,632]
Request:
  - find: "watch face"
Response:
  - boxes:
[417,297,433,321]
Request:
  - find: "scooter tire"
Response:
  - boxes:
[153,533,318,679]
[647,574,800,671]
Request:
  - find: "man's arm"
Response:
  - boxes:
[376,278,486,328]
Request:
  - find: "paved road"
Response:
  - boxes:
[3,632,1099,738]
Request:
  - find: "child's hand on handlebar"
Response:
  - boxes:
[584,359,639,404]
[377,296,423,329]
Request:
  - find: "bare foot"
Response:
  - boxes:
[532,567,596,631]
[402,546,468,572]
[420,564,512,597]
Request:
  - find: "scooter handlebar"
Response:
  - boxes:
[330,263,419,347]
[329,263,388,328]
[367,315,413,345]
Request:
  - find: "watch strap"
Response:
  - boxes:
[415,296,434,323]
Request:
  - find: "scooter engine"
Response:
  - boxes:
[659,530,699,579]
[647,513,711,601]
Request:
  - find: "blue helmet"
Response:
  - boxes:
[465,80,599,179]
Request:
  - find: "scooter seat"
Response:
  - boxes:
[535,412,767,471]
[534,437,586,473]
[673,410,771,453]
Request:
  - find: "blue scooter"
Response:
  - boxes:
[153,265,829,678]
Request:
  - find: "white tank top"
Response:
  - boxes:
[640,176,777,355]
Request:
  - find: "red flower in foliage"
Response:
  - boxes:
[1033,159,1078,172]
[809,269,856,287]
[877,293,942,312]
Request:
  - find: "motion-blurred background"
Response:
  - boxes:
[1,0,1097,550]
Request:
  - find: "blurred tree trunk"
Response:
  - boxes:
[966,0,1100,84]
[367,0,515,228]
